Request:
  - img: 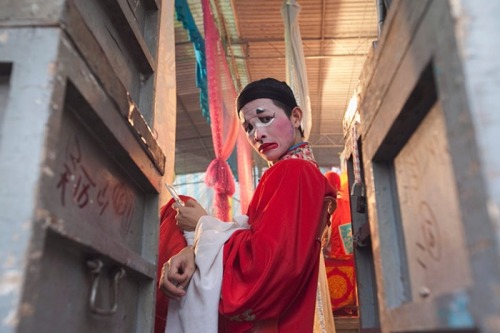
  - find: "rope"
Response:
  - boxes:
[350,123,362,195]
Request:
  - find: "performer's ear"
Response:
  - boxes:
[291,107,303,128]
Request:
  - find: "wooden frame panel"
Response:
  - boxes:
[0,26,160,333]
[351,1,496,332]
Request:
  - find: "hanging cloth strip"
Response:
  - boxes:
[175,0,210,122]
[202,0,239,221]
[236,127,254,214]
[281,0,312,140]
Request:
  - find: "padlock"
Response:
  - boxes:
[351,182,367,214]
[356,193,366,213]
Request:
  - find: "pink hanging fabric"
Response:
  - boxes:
[202,0,239,221]
[236,127,254,213]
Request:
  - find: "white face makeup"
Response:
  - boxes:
[243,107,276,136]
[240,98,301,163]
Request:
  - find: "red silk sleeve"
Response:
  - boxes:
[219,159,334,322]
[154,196,192,333]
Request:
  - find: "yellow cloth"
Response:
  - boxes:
[314,254,336,333]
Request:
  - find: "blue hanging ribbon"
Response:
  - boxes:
[175,0,210,124]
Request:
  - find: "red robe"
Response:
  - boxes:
[155,196,192,333]
[219,156,334,332]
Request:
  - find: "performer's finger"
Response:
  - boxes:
[159,276,186,299]
[159,262,186,299]
[184,199,197,207]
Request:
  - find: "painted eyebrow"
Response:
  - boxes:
[256,107,265,114]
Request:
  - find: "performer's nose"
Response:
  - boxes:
[254,127,266,142]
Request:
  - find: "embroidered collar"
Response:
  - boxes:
[271,142,318,167]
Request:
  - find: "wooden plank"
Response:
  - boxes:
[389,102,473,331]
[0,63,12,128]
[18,227,153,333]
[57,36,163,192]
[346,157,381,331]
[68,0,140,103]
[433,2,500,332]
[359,0,430,137]
[0,28,63,333]
[63,0,130,114]
[365,62,437,162]
[125,0,159,60]
[64,1,165,174]
[366,158,409,311]
[334,317,360,333]
[127,101,166,174]
[111,0,156,69]
[140,0,159,10]
[14,32,160,333]
[69,0,149,104]
[362,0,440,162]
[433,3,494,248]
[359,1,484,332]
[361,2,440,329]
[44,215,156,279]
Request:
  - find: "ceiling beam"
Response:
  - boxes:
[308,133,344,147]
[232,53,369,60]
[229,35,377,44]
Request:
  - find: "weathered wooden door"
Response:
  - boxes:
[0,0,169,332]
[345,1,500,332]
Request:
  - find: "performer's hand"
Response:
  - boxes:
[159,246,195,300]
[172,199,207,231]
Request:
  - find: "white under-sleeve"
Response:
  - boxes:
[165,215,250,333]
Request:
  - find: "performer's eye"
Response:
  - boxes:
[245,124,254,133]
[259,113,275,124]
[259,116,274,124]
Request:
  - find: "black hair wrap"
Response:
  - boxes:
[236,78,298,113]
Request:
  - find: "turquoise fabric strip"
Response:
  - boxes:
[175,0,210,123]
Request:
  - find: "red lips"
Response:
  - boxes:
[259,143,278,153]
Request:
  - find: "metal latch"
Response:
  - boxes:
[86,259,126,315]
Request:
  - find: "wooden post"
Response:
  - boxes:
[0,0,175,332]
[348,1,500,332]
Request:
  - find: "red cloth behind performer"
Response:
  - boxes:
[326,172,352,260]
[325,171,340,193]
[324,172,357,314]
[154,196,192,333]
[202,0,239,221]
[325,258,357,313]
